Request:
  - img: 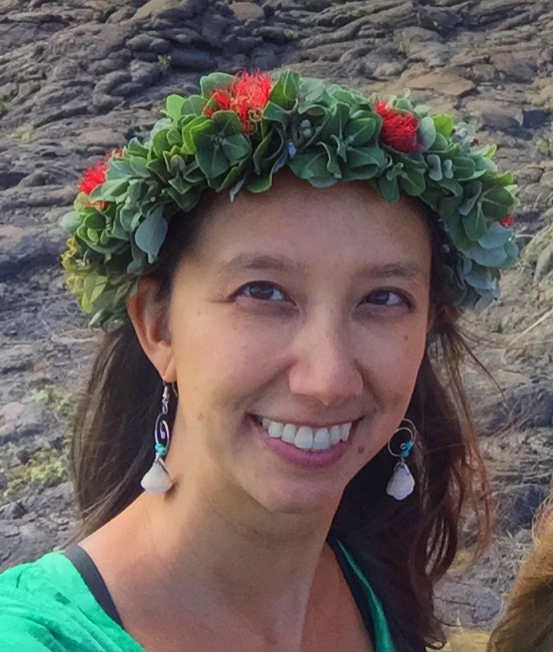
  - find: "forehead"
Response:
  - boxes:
[191,174,432,276]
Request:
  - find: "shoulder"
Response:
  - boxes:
[0,553,142,651]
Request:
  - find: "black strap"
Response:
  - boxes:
[65,545,124,630]
[327,535,376,645]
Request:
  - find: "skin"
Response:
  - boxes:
[82,173,433,652]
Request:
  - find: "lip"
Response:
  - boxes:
[249,415,356,470]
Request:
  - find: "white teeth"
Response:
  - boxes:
[313,428,330,450]
[282,424,296,444]
[295,427,314,450]
[256,417,354,452]
[268,421,284,438]
[340,423,352,441]
[329,425,341,446]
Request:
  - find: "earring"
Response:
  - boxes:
[385,419,417,501]
[140,382,174,494]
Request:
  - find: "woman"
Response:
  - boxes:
[488,509,553,652]
[0,71,518,652]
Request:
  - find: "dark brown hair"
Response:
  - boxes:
[70,188,490,652]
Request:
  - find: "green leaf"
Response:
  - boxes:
[200,72,235,98]
[270,71,300,110]
[299,78,327,105]
[463,206,488,241]
[433,115,454,138]
[452,156,476,181]
[428,133,448,153]
[107,159,133,179]
[152,129,170,158]
[212,110,243,136]
[252,130,273,174]
[309,177,339,188]
[479,185,513,220]
[195,134,231,178]
[183,116,212,154]
[182,95,208,116]
[320,143,341,179]
[427,154,443,181]
[263,101,290,126]
[166,186,202,212]
[465,243,510,268]
[438,177,463,197]
[165,94,185,120]
[347,146,386,170]
[458,180,482,216]
[288,150,329,180]
[479,223,513,249]
[221,133,252,163]
[129,157,149,178]
[419,116,436,150]
[126,139,149,158]
[60,210,81,233]
[168,176,192,195]
[90,179,129,202]
[378,175,400,203]
[167,128,183,147]
[400,169,426,196]
[344,118,377,146]
[134,209,168,260]
[341,165,381,181]
[321,102,349,141]
[247,173,274,193]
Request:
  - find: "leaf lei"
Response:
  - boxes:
[60,70,519,328]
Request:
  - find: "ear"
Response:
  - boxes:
[126,279,176,383]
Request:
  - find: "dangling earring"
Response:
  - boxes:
[140,382,174,494]
[385,419,417,501]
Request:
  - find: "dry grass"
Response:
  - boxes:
[439,630,490,651]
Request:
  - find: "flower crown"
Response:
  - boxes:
[60,71,519,327]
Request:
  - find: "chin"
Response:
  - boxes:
[248,480,342,518]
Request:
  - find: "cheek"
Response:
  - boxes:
[360,323,427,430]
[170,312,278,407]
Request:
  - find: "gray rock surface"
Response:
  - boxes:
[2,0,553,634]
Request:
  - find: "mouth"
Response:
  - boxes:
[252,415,359,453]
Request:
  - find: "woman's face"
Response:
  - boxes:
[164,174,432,515]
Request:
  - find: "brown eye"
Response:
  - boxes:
[239,282,287,302]
[366,290,406,307]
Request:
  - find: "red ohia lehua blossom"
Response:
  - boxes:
[375,101,422,154]
[78,148,123,195]
[204,71,273,132]
[500,214,515,228]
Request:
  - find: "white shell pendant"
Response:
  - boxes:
[140,458,173,494]
[386,460,415,501]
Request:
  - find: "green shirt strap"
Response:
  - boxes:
[333,539,397,652]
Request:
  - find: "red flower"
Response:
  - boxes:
[78,148,123,195]
[375,101,422,153]
[204,71,273,132]
[500,214,515,228]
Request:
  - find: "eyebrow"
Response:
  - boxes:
[216,253,428,284]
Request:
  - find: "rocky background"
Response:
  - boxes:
[1,0,553,635]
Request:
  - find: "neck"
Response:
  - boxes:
[86,457,340,649]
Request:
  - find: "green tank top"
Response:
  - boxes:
[0,544,396,652]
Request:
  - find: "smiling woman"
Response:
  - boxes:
[0,71,518,652]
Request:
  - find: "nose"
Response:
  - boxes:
[288,318,364,408]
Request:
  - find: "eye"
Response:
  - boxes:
[364,290,410,308]
[237,281,288,302]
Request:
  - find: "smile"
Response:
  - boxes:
[254,416,353,453]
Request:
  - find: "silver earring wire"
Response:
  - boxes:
[387,418,417,459]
